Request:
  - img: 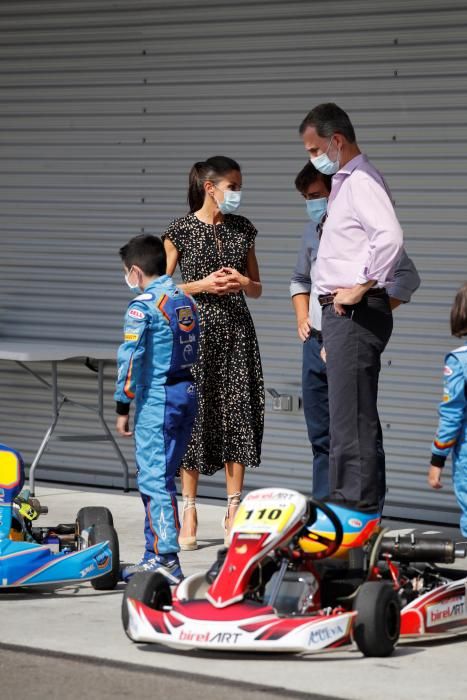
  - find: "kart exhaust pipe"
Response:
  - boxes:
[380,535,467,564]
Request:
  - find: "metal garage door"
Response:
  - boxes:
[0,0,466,523]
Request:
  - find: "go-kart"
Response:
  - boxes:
[122,488,399,656]
[379,532,467,638]
[122,488,467,656]
[0,444,120,590]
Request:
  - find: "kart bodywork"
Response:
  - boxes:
[378,536,467,638]
[123,489,398,655]
[123,488,467,656]
[0,443,119,589]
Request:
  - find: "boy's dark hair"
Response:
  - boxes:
[299,102,356,143]
[119,234,166,277]
[294,162,332,195]
[450,282,467,337]
[188,155,241,213]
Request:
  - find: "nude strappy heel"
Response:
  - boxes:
[179,496,198,551]
[222,492,242,547]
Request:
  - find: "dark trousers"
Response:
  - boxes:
[302,334,330,500]
[321,294,393,511]
[302,332,387,508]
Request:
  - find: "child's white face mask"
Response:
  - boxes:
[125,267,140,292]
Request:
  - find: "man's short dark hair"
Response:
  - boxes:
[294,162,332,195]
[299,102,356,143]
[451,282,467,338]
[119,234,166,277]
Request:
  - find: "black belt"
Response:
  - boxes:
[310,328,323,342]
[318,288,387,307]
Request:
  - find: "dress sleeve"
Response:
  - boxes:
[245,219,258,249]
[162,219,187,254]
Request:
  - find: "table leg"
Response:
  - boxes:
[97,360,130,492]
[29,361,62,496]
[19,358,130,494]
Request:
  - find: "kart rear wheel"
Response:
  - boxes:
[122,572,172,640]
[76,506,114,533]
[88,523,120,590]
[353,582,400,657]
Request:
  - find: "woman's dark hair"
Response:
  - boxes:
[119,234,166,277]
[450,282,467,337]
[188,155,241,213]
[294,162,332,195]
[299,102,356,143]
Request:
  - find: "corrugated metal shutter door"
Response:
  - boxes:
[0,0,465,523]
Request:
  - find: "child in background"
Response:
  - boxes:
[114,235,199,581]
[428,282,467,536]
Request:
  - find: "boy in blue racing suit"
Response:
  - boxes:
[114,235,199,581]
[428,283,467,536]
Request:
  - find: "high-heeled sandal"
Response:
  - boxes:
[178,496,198,551]
[222,491,242,547]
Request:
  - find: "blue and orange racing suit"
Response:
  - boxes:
[115,275,199,554]
[431,343,467,536]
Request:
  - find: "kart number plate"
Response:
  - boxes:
[234,504,295,533]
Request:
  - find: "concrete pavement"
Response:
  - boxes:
[0,483,466,700]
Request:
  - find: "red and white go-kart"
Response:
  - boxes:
[122,488,467,657]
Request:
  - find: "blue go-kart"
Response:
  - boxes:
[0,443,120,590]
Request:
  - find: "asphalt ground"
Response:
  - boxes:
[0,484,466,700]
[0,644,341,700]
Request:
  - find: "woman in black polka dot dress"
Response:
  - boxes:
[163,156,264,548]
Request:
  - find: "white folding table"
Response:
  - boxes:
[0,341,129,495]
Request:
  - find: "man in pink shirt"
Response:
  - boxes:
[299,103,404,512]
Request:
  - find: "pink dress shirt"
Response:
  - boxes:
[313,154,403,296]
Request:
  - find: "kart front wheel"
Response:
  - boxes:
[353,582,400,657]
[122,572,172,640]
[89,523,120,590]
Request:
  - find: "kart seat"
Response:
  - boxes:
[0,444,25,503]
[299,503,381,559]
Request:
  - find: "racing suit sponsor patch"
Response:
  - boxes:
[176,306,195,332]
[128,308,145,320]
[179,332,196,345]
[125,332,139,342]
[443,365,453,376]
[182,344,194,363]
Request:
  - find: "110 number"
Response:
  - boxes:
[244,508,282,521]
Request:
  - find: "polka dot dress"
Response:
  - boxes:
[163,213,264,475]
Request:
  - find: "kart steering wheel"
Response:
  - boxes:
[301,498,344,560]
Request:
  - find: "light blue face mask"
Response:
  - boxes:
[306,197,328,223]
[216,187,242,215]
[310,137,340,175]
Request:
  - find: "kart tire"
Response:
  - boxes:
[353,582,400,657]
[88,523,120,591]
[122,572,172,641]
[76,506,114,533]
